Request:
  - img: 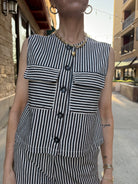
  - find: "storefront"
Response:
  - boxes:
[115,56,137,80]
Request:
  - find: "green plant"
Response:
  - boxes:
[112,79,134,82]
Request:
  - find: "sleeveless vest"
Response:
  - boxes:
[14,33,111,157]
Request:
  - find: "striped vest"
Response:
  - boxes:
[14,33,111,157]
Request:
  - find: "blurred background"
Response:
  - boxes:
[0,0,138,183]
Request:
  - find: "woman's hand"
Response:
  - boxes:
[101,176,113,184]
[3,166,16,184]
[100,169,114,184]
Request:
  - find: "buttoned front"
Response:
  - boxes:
[60,86,66,93]
[57,112,64,118]
[14,33,111,157]
[65,64,71,71]
[66,45,73,50]
[54,137,60,143]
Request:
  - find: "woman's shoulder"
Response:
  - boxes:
[88,35,111,47]
[31,33,51,38]
[27,33,52,42]
[26,34,54,47]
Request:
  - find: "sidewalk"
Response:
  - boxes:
[0,125,6,183]
[98,92,138,183]
[1,92,138,183]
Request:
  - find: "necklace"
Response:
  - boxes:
[53,29,88,49]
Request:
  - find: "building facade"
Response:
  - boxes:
[0,0,56,128]
[113,0,138,81]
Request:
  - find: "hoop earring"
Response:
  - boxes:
[84,5,93,14]
[50,5,58,14]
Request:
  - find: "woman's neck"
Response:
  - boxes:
[57,14,85,43]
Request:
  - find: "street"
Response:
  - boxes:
[0,92,138,184]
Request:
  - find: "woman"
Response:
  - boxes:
[3,0,115,183]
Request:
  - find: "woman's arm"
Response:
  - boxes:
[99,46,115,182]
[3,38,29,171]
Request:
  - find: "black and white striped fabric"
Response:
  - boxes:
[14,33,111,157]
[13,145,101,184]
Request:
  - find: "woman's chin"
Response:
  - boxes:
[59,6,85,16]
[60,10,84,17]
[56,0,88,15]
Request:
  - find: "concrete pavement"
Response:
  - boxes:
[0,92,138,184]
[98,92,138,184]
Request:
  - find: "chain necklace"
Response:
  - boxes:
[53,29,88,49]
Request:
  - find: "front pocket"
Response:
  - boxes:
[24,65,60,109]
[69,72,105,114]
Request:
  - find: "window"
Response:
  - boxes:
[116,69,121,80]
[124,68,135,80]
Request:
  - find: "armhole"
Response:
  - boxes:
[26,35,33,65]
[24,35,33,79]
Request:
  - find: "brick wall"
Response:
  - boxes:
[0,1,16,99]
[0,1,16,128]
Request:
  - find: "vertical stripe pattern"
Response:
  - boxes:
[13,145,101,184]
[14,33,111,157]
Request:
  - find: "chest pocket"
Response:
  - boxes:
[24,65,60,109]
[69,72,105,114]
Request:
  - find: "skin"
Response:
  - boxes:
[50,0,89,44]
[3,38,29,184]
[99,46,115,184]
[3,0,115,184]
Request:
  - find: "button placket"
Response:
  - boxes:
[54,46,76,147]
[66,47,76,115]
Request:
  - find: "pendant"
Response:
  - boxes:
[72,51,76,56]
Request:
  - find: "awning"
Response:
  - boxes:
[115,61,121,67]
[116,56,137,68]
[24,0,53,30]
[131,59,138,66]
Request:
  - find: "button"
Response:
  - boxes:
[57,112,64,118]
[66,44,73,50]
[54,136,60,143]
[65,65,71,71]
[72,51,76,56]
[60,86,66,93]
